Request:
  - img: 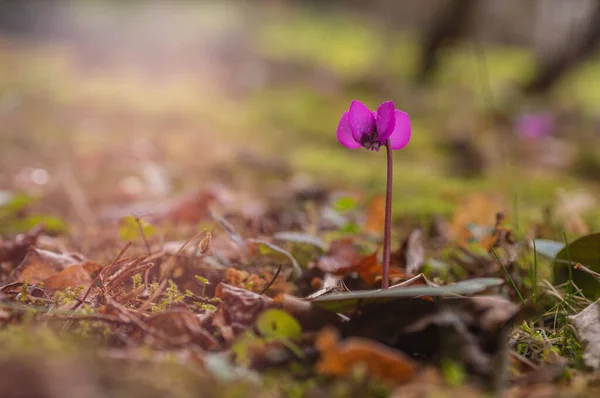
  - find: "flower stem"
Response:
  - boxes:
[382,138,393,289]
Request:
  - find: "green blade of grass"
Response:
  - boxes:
[490,244,525,304]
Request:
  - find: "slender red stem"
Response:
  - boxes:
[382,138,393,289]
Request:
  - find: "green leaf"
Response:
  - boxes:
[554,233,600,299]
[0,193,35,218]
[118,216,156,242]
[195,275,210,284]
[230,332,264,366]
[311,277,505,312]
[273,231,327,251]
[249,239,302,277]
[332,196,357,212]
[534,239,564,259]
[256,309,302,339]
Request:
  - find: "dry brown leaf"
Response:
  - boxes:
[0,224,43,266]
[391,228,425,275]
[42,265,93,291]
[162,191,217,225]
[145,310,219,350]
[316,328,415,386]
[347,249,405,285]
[316,239,361,274]
[365,195,385,235]
[451,193,505,245]
[11,247,82,284]
[212,283,275,342]
[198,231,214,255]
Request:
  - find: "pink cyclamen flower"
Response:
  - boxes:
[337,100,411,151]
[514,112,554,140]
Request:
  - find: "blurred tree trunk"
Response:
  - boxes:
[524,0,600,94]
[418,0,477,82]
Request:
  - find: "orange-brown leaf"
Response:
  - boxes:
[12,247,81,284]
[365,195,386,235]
[316,328,415,386]
[42,264,93,291]
[348,249,405,285]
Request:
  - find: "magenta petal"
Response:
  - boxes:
[337,112,362,149]
[375,101,396,141]
[389,110,411,150]
[348,100,375,142]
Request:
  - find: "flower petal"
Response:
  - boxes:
[375,101,396,140]
[348,100,375,142]
[389,110,411,150]
[337,112,362,149]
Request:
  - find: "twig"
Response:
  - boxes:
[259,263,283,295]
[74,242,133,310]
[137,230,207,313]
[134,216,152,255]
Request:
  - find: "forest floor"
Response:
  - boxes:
[2,4,600,397]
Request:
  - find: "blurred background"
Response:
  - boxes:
[1,0,600,234]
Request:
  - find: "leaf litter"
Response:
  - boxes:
[1,181,600,397]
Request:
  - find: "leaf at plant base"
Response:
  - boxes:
[569,298,600,369]
[534,239,564,259]
[273,231,327,251]
[554,233,600,299]
[310,277,505,312]
[118,215,156,242]
[256,309,302,339]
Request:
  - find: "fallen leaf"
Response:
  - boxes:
[11,247,82,284]
[145,310,219,350]
[533,239,564,259]
[42,265,92,291]
[391,228,425,275]
[316,239,361,274]
[569,299,600,369]
[212,283,275,342]
[255,309,301,339]
[451,193,504,245]
[198,231,214,255]
[316,327,415,386]
[347,249,405,286]
[0,224,43,266]
[365,195,385,235]
[163,191,217,225]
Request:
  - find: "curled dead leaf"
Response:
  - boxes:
[42,265,93,291]
[198,231,214,255]
[212,283,275,342]
[11,247,82,284]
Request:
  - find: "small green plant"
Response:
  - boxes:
[151,280,185,313]
[194,275,210,297]
[132,273,143,289]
